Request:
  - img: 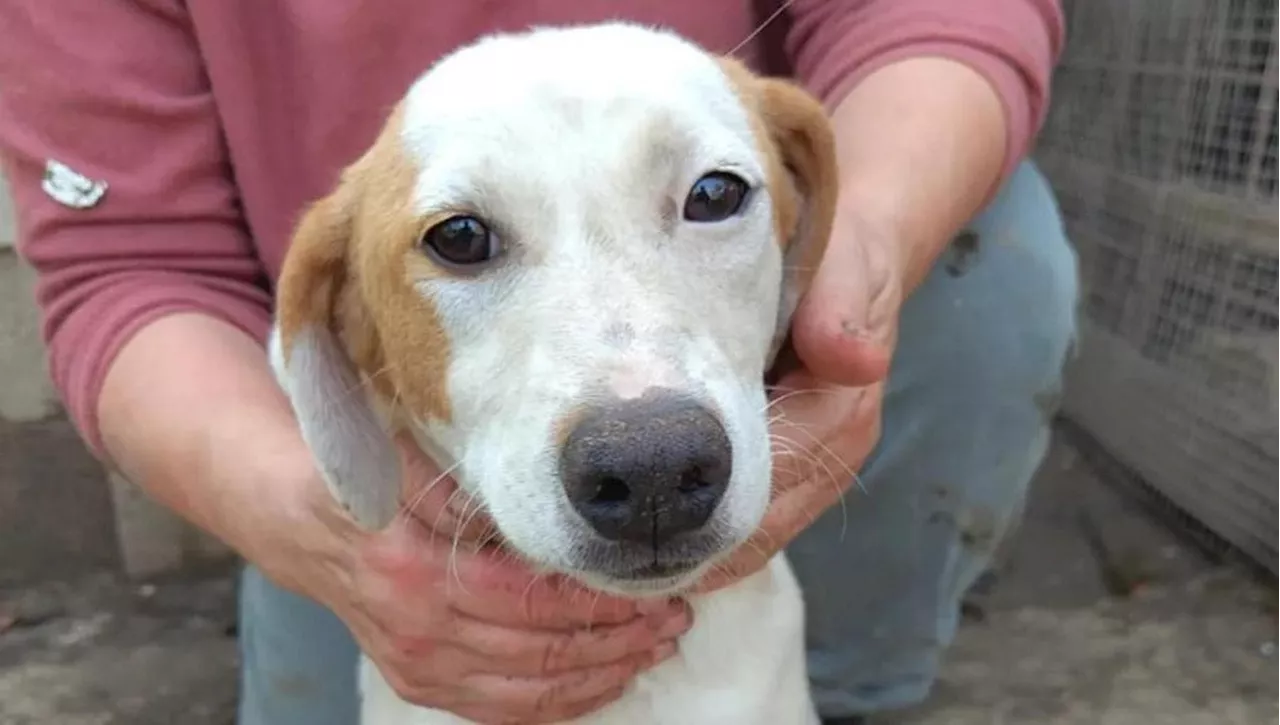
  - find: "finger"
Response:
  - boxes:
[791,304,891,387]
[363,516,669,631]
[701,390,881,595]
[529,686,630,724]
[694,474,845,595]
[376,647,613,725]
[450,602,692,676]
[762,406,876,541]
[465,644,675,723]
[448,548,683,629]
[693,549,768,594]
[766,384,871,491]
[789,233,894,387]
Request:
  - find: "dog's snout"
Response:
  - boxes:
[560,392,731,547]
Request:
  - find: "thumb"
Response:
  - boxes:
[788,234,894,387]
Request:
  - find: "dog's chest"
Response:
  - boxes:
[359,556,817,725]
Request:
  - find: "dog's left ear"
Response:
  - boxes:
[721,60,840,376]
[270,179,403,531]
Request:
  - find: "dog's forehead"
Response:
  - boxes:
[399,25,753,162]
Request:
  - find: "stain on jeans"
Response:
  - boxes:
[956,508,1000,552]
[945,230,981,277]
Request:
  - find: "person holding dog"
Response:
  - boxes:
[0,1,1075,723]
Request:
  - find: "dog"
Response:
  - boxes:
[268,22,838,724]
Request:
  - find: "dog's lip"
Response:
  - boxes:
[609,559,702,581]
[571,529,727,581]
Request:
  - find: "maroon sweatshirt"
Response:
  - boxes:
[0,1,1063,456]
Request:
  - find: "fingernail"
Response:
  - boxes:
[643,599,688,626]
[657,611,691,639]
[635,597,668,616]
[638,596,683,617]
[651,641,678,664]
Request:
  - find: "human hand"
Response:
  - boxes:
[266,437,691,725]
[696,212,903,592]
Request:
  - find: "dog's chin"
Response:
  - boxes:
[558,530,748,598]
[571,559,715,598]
[494,527,738,598]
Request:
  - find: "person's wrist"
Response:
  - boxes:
[234,441,362,603]
[827,56,1006,297]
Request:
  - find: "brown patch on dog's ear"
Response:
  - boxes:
[341,105,454,424]
[276,180,357,357]
[272,103,454,529]
[275,166,405,410]
[273,174,405,529]
[717,58,840,375]
[279,103,454,423]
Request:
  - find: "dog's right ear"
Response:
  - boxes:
[270,181,403,531]
[753,76,839,381]
[717,58,840,379]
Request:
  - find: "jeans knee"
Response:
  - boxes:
[965,162,1080,398]
[1001,164,1080,401]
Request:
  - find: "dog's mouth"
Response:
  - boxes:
[574,562,708,597]
[615,560,701,580]
[592,549,709,584]
[558,528,735,595]
[483,535,716,596]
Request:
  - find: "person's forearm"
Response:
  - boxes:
[829,57,1008,295]
[97,313,349,586]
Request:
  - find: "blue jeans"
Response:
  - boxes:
[237,161,1080,722]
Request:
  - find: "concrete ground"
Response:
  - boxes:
[0,434,1276,725]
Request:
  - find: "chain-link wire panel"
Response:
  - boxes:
[1035,0,1278,573]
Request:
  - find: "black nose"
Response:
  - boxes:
[559,392,732,547]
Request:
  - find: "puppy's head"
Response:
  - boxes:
[273,23,838,596]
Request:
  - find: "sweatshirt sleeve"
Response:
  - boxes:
[785,0,1066,180]
[0,1,274,458]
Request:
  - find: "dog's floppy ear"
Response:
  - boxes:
[271,181,402,531]
[736,66,840,378]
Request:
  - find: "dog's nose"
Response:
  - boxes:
[559,392,732,547]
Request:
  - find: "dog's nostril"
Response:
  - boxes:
[592,476,632,504]
[560,391,732,547]
[678,465,709,493]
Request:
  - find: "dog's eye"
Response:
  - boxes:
[683,172,750,223]
[421,215,498,266]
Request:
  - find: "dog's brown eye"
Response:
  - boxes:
[683,172,750,223]
[421,215,497,266]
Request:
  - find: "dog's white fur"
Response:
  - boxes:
[269,22,837,725]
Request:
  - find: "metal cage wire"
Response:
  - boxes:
[1035,0,1278,573]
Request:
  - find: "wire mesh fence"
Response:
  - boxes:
[1035,0,1278,573]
